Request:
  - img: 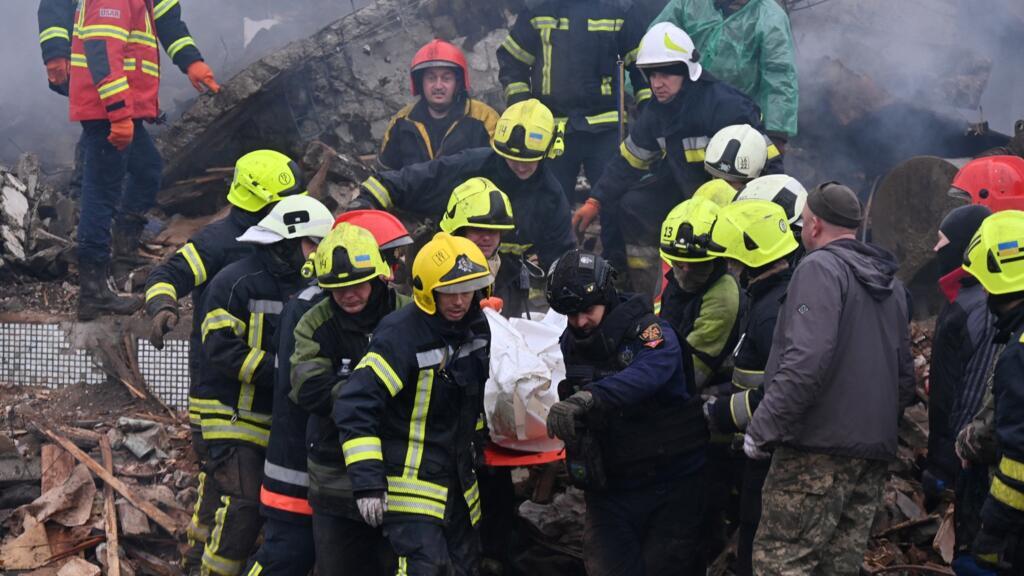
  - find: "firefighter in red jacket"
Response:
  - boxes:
[61,0,218,320]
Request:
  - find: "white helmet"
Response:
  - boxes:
[704,124,769,182]
[737,174,808,227]
[237,195,334,244]
[636,22,702,82]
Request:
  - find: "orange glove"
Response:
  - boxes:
[187,61,220,93]
[46,57,70,86]
[480,297,504,313]
[572,198,601,239]
[107,119,135,151]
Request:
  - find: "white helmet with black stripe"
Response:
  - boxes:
[704,124,769,182]
[736,174,808,228]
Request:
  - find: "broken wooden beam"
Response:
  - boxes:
[100,435,121,576]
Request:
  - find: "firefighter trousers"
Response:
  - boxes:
[383,491,481,576]
[201,443,265,576]
[185,426,221,573]
[245,516,314,576]
[313,512,394,576]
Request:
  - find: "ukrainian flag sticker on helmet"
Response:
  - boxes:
[529,132,544,141]
[998,240,1021,258]
[355,254,372,263]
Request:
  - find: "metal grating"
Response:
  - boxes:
[137,338,190,410]
[0,322,105,388]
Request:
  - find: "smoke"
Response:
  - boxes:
[0,0,370,169]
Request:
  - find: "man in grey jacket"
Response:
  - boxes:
[744,182,915,575]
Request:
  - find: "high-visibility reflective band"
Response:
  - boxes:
[387,476,448,502]
[76,24,129,42]
[683,136,710,163]
[403,370,434,472]
[416,348,446,369]
[729,390,753,431]
[70,53,88,67]
[505,81,531,99]
[499,242,532,256]
[356,352,403,396]
[587,110,619,125]
[246,560,264,576]
[188,409,202,426]
[459,338,489,359]
[361,177,393,209]
[178,242,208,285]
[397,557,408,576]
[539,28,554,95]
[188,471,210,545]
[146,281,177,302]
[636,88,652,103]
[342,437,383,465]
[621,138,656,170]
[259,486,312,516]
[464,481,482,525]
[139,59,160,77]
[530,16,569,30]
[475,415,486,431]
[499,36,535,66]
[387,494,445,520]
[40,26,71,43]
[624,47,639,66]
[1000,456,1024,482]
[189,396,273,424]
[201,417,270,447]
[653,300,662,315]
[201,308,246,342]
[239,348,265,387]
[991,476,1024,511]
[600,77,612,96]
[153,0,179,19]
[248,312,264,351]
[167,35,196,59]
[128,30,158,49]
[767,143,781,159]
[203,498,245,575]
[248,299,284,314]
[732,368,764,391]
[587,18,623,32]
[98,77,129,100]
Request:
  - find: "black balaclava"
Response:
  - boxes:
[938,205,992,276]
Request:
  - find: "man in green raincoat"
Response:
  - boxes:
[650,0,798,145]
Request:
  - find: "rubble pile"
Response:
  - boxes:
[0,156,76,283]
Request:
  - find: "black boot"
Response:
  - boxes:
[78,260,142,321]
[112,214,145,261]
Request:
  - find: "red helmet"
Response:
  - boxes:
[333,210,413,250]
[949,155,1024,212]
[410,38,469,96]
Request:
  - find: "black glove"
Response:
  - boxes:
[148,308,178,350]
[547,390,594,442]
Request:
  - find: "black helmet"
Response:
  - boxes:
[545,249,615,315]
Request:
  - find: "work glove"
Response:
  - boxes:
[480,296,503,313]
[46,57,70,86]
[743,434,770,461]
[107,119,134,151]
[702,397,717,430]
[148,309,178,351]
[356,491,387,528]
[546,390,594,442]
[187,61,220,93]
[956,422,997,468]
[571,198,600,240]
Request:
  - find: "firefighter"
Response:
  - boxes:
[572,22,782,295]
[958,210,1024,573]
[378,39,499,171]
[439,177,533,319]
[736,173,808,264]
[703,124,773,191]
[193,196,332,576]
[143,150,305,573]
[700,200,798,576]
[335,232,493,575]
[333,210,416,275]
[55,0,218,319]
[351,98,574,271]
[496,0,650,205]
[545,249,708,575]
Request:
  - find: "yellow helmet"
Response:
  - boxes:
[412,232,494,314]
[692,179,739,207]
[492,99,564,162]
[660,197,722,263]
[313,223,390,289]
[439,178,515,235]
[962,210,1024,295]
[708,200,797,268]
[226,150,306,213]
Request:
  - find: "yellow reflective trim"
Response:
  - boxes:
[190,396,272,424]
[684,147,706,163]
[499,36,535,67]
[387,476,448,502]
[636,88,652,103]
[167,35,196,58]
[464,480,482,525]
[76,24,129,42]
[587,18,623,32]
[201,417,270,447]
[361,177,393,210]
[530,16,569,30]
[732,368,765,391]
[1000,456,1024,482]
[247,312,264,349]
[539,28,553,95]
[177,242,208,285]
[403,370,434,473]
[387,494,446,520]
[145,281,177,302]
[238,348,265,387]
[356,352,403,396]
[766,143,781,159]
[153,0,179,19]
[505,81,531,99]
[39,26,71,43]
[203,495,246,575]
[343,437,383,464]
[98,77,129,99]
[200,308,246,342]
[123,57,137,70]
[620,140,651,170]
[188,471,209,545]
[70,53,88,67]
[475,415,485,431]
[140,59,160,77]
[498,242,532,256]
[624,47,639,66]
[991,476,1024,511]
[587,110,620,125]
[128,31,158,49]
[653,300,662,315]
[246,561,264,576]
[398,557,408,576]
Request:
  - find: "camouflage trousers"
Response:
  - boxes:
[752,446,887,576]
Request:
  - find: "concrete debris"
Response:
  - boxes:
[0,155,73,281]
[115,417,169,461]
[15,464,97,528]
[55,557,101,576]
[0,518,53,570]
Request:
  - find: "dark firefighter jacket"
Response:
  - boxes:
[356,147,574,269]
[193,249,306,450]
[145,207,264,427]
[981,306,1024,531]
[658,262,742,394]
[562,294,707,488]
[38,0,202,95]
[378,93,499,171]
[496,0,650,132]
[708,267,791,433]
[289,281,407,520]
[490,253,534,320]
[589,73,783,207]
[335,303,490,526]
[259,284,321,525]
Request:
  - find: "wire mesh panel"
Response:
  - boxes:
[137,338,190,410]
[0,322,105,388]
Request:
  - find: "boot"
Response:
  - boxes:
[78,260,142,321]
[112,214,145,261]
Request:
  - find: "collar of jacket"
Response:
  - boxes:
[649,74,717,134]
[421,296,489,342]
[938,267,970,304]
[489,151,550,195]
[567,294,649,362]
[408,91,468,124]
[747,266,792,301]
[330,279,394,333]
[993,300,1024,344]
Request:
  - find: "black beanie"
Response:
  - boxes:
[937,204,992,276]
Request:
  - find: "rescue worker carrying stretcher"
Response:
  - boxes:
[193,196,332,576]
[545,249,709,576]
[335,232,494,575]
